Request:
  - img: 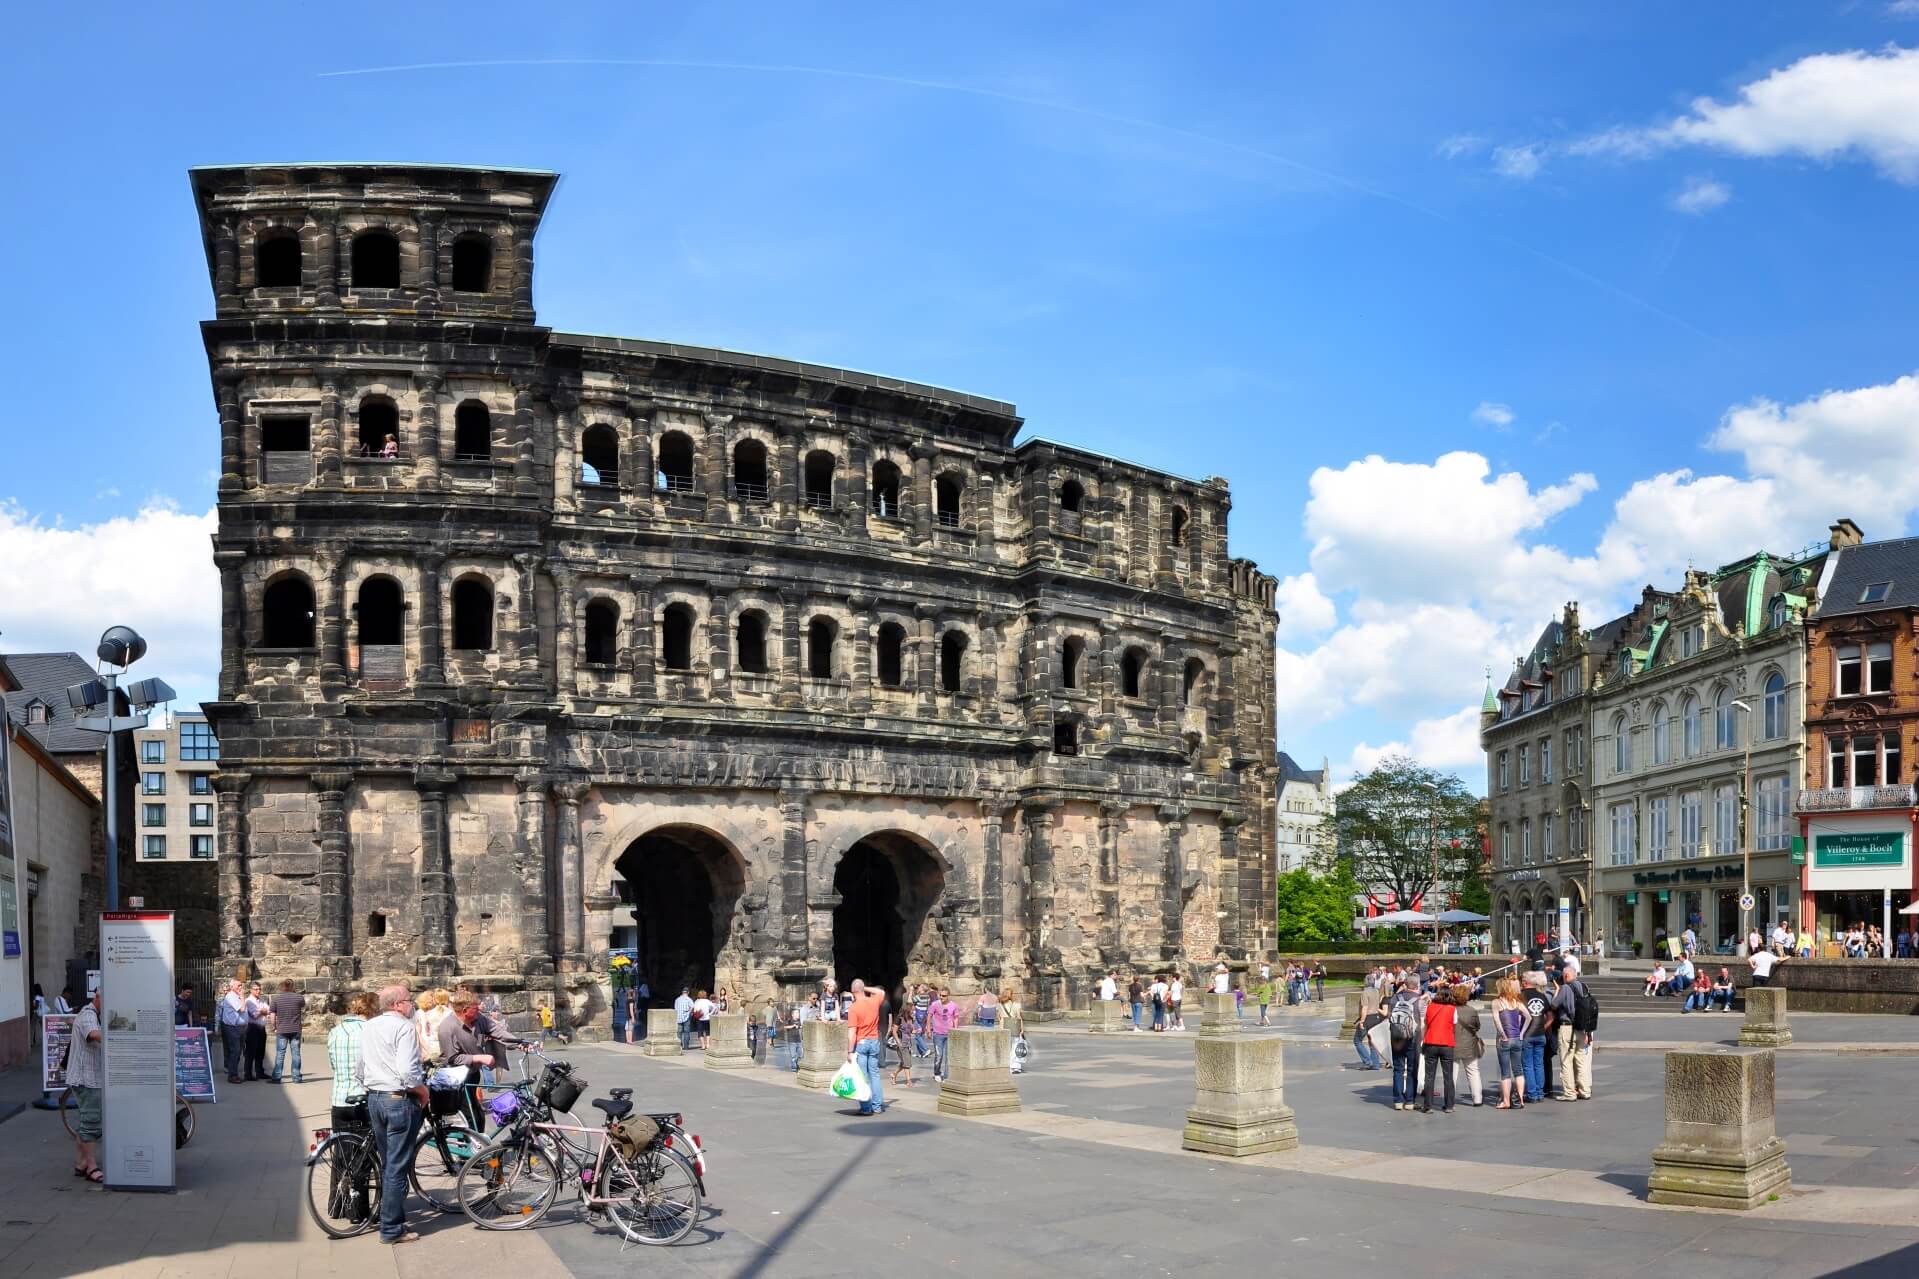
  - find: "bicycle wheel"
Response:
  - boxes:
[59,1086,77,1138]
[175,1098,195,1149]
[604,1145,702,1245]
[408,1121,480,1213]
[304,1131,380,1239]
[455,1131,560,1230]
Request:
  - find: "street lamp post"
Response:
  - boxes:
[1420,780,1441,946]
[66,627,175,914]
[1731,699,1755,952]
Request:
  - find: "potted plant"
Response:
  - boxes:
[1631,940,1643,958]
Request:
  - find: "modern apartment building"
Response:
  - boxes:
[132,712,222,863]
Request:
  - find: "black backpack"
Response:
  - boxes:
[1570,980,1599,1034]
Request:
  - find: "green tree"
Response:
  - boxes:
[1328,754,1482,914]
[1273,864,1360,942]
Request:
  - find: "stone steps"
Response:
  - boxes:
[1577,975,1745,1013]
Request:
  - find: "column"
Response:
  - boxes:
[1129,485,1151,586]
[1157,633,1183,734]
[1156,490,1179,586]
[215,550,246,701]
[215,370,246,493]
[510,215,536,320]
[1093,469,1120,574]
[1217,812,1243,956]
[976,611,1001,723]
[213,216,239,310]
[553,568,579,695]
[319,547,349,686]
[415,209,441,310]
[915,605,938,712]
[1024,801,1059,993]
[629,578,656,698]
[316,380,343,485]
[312,771,353,960]
[980,799,1007,951]
[706,591,732,703]
[213,772,252,959]
[1215,641,1241,762]
[512,553,544,687]
[416,551,446,686]
[774,423,800,532]
[848,596,873,712]
[1160,805,1187,960]
[703,412,732,522]
[1097,802,1125,958]
[846,432,870,535]
[511,380,537,496]
[910,444,935,544]
[627,399,655,516]
[554,779,589,962]
[416,771,456,964]
[413,372,444,489]
[975,466,999,560]
[514,771,553,972]
[777,590,803,707]
[780,787,809,957]
[313,213,340,308]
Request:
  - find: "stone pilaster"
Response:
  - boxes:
[629,578,656,698]
[554,779,589,965]
[1097,801,1125,957]
[215,370,245,493]
[975,465,998,560]
[213,216,239,310]
[312,213,339,307]
[846,432,870,535]
[1217,812,1243,956]
[702,412,732,523]
[515,770,553,973]
[512,552,544,687]
[1157,632,1182,733]
[909,443,935,544]
[774,423,800,532]
[509,214,536,320]
[212,771,252,959]
[416,551,446,686]
[1160,805,1187,961]
[777,590,803,708]
[413,372,443,490]
[915,604,938,712]
[706,591,732,703]
[415,209,441,310]
[215,550,246,701]
[319,547,349,686]
[627,398,655,517]
[976,611,1002,722]
[312,771,354,968]
[980,799,1007,951]
[316,380,343,485]
[511,379,537,496]
[1093,468,1119,573]
[414,771,458,972]
[553,567,578,695]
[1023,800,1060,996]
[848,597,873,712]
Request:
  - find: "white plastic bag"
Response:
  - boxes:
[830,1061,872,1103]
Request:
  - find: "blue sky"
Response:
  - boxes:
[5,5,1919,786]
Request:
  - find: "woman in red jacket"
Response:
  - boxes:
[1419,986,1457,1114]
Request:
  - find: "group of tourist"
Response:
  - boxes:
[1353,954,1594,1114]
[213,977,309,1084]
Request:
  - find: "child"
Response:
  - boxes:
[1643,964,1667,997]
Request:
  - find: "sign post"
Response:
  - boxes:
[1557,896,1571,957]
[100,911,176,1191]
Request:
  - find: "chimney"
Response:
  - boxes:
[1830,518,1864,550]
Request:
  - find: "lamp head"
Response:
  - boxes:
[97,626,146,668]
[64,679,108,713]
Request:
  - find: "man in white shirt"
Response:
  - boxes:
[1748,947,1779,987]
[357,984,427,1245]
[1097,972,1118,1002]
[673,988,694,1049]
[1771,922,1792,954]
[1212,963,1230,996]
[217,978,249,1084]
[1168,976,1185,1029]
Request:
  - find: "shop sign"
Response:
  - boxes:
[1657,890,1670,903]
[1631,865,1741,887]
[1624,892,1638,905]
[1813,832,1904,869]
[1790,836,1806,866]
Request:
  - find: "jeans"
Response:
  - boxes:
[1353,1026,1383,1069]
[220,1022,246,1079]
[1314,978,1324,1002]
[1130,1001,1144,1028]
[366,1093,422,1242]
[932,1032,950,1077]
[853,1039,885,1113]
[1391,1042,1418,1103]
[1496,1041,1524,1083]
[1712,989,1734,1010]
[1152,1001,1165,1030]
[1422,1045,1455,1110]
[1522,1035,1547,1099]
[913,1029,930,1058]
[272,1033,303,1082]
[977,1011,997,1029]
[677,1018,691,1049]
[1684,989,1708,1011]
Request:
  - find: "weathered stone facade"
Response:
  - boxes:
[192,163,1279,1032]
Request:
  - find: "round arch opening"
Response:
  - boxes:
[832,832,945,998]
[612,825,746,1007]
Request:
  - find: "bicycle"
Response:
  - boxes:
[301,1088,481,1237]
[60,1085,194,1149]
[456,1059,703,1245]
[507,1046,707,1192]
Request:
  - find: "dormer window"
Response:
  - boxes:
[1860,581,1892,605]
[1769,598,1788,630]
[24,700,48,725]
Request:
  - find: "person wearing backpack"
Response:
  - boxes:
[1387,980,1424,1110]
[1552,963,1596,1101]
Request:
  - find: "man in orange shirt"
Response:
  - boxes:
[844,978,887,1115]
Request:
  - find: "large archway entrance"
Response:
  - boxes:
[832,832,944,998]
[613,826,745,1008]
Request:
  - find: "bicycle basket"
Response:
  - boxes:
[537,1064,584,1113]
[486,1091,522,1123]
[609,1114,660,1159]
[428,1084,468,1116]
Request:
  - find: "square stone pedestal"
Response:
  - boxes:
[1196,992,1240,1036]
[1182,1035,1299,1156]
[1739,986,1793,1047]
[641,1008,681,1057]
[794,1019,850,1089]
[1341,991,1363,1031]
[1089,1000,1131,1033]
[704,1011,753,1069]
[937,1027,1021,1116]
[1648,1048,1791,1210]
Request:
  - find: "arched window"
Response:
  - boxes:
[1682,695,1702,757]
[454,401,491,460]
[356,576,403,646]
[1650,701,1669,765]
[660,604,695,671]
[656,432,695,492]
[1769,598,1788,631]
[1762,671,1787,740]
[807,617,837,678]
[451,577,494,650]
[357,395,399,458]
[450,235,491,293]
[351,230,400,289]
[733,439,769,501]
[1121,647,1148,699]
[583,599,619,665]
[1170,506,1189,547]
[581,425,619,487]
[1183,657,1206,705]
[941,630,967,693]
[803,450,835,510]
[735,611,769,673]
[1715,687,1738,750]
[1059,480,1084,512]
[935,474,962,527]
[871,460,902,518]
[1612,713,1629,775]
[256,231,301,288]
[261,575,316,647]
[1061,636,1084,690]
[877,622,905,687]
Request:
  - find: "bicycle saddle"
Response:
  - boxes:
[609,1087,634,1100]
[591,1096,634,1119]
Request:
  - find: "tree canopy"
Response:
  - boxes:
[1273,863,1361,941]
[1329,754,1482,914]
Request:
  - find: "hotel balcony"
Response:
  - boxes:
[1795,784,1918,813]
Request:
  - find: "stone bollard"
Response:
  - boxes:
[1739,986,1792,1047]
[794,1019,851,1089]
[642,1009,681,1057]
[1341,991,1363,1032]
[1648,1048,1791,1209]
[704,1012,753,1070]
[1088,1000,1131,1033]
[1182,1034,1299,1156]
[937,1027,1021,1116]
[1196,992,1240,1036]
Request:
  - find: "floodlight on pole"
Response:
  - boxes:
[66,626,170,913]
[1731,698,1756,945]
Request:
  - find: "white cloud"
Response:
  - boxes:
[1574,45,1919,183]
[1274,572,1337,639]
[1471,401,1515,428]
[1437,134,1487,160]
[1671,175,1731,214]
[0,500,219,708]
[1892,1,1919,16]
[1492,142,1545,180]
[1345,705,1485,777]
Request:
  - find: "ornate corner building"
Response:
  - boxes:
[191,164,1279,1027]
